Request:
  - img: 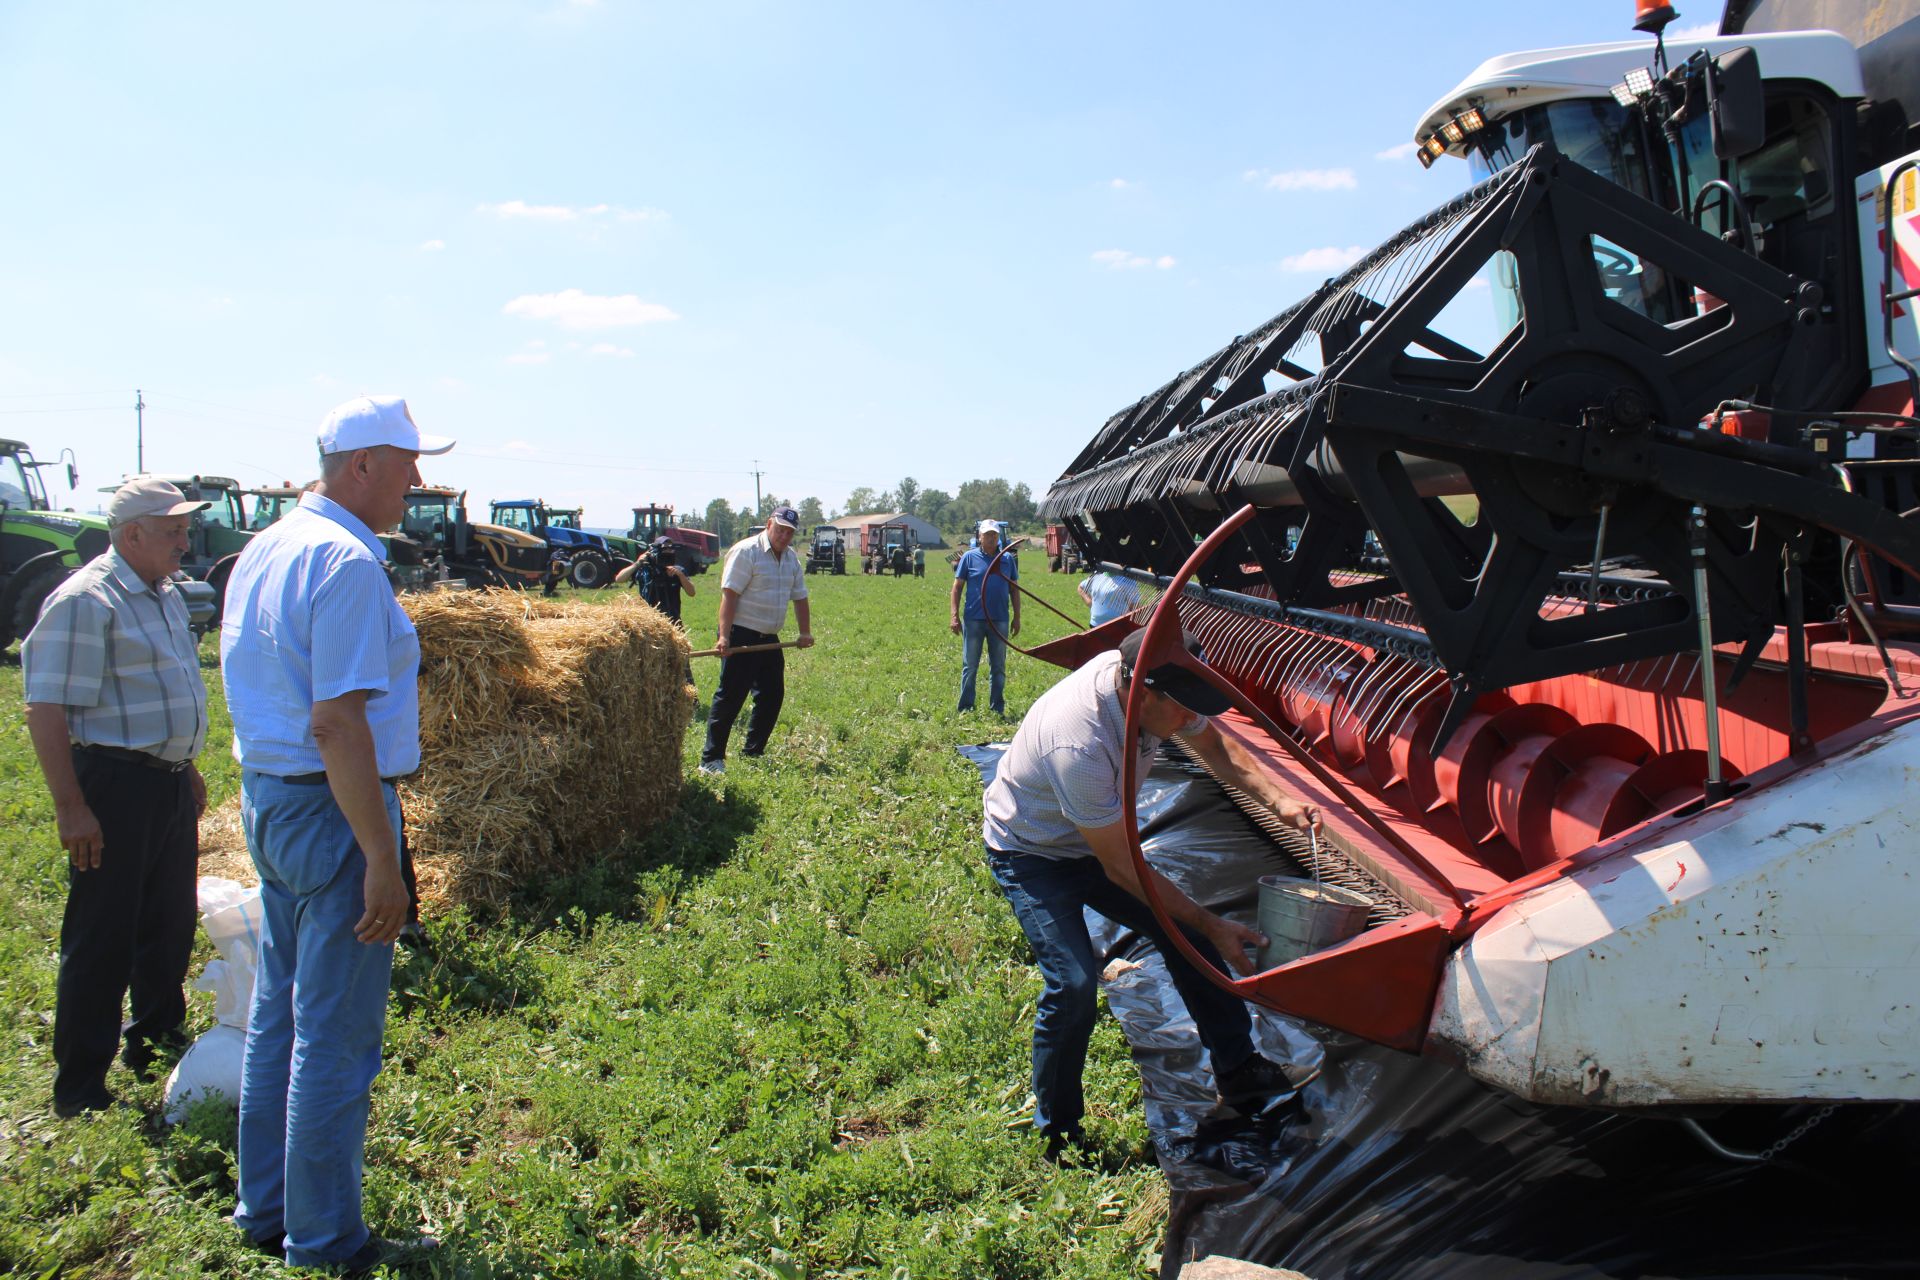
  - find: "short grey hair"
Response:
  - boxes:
[108,513,160,550]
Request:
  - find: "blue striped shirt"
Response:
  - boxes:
[219,492,422,777]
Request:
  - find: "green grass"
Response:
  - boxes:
[0,566,1172,1278]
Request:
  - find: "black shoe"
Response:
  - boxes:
[53,1091,118,1119]
[1041,1126,1092,1165]
[246,1232,285,1259]
[331,1233,440,1276]
[125,1030,190,1082]
[1216,1053,1319,1112]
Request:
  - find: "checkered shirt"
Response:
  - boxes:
[719,529,808,634]
[21,549,208,763]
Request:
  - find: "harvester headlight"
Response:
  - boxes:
[1441,119,1465,144]
[1458,107,1485,134]
[1624,66,1654,96]
[1424,135,1447,159]
[1611,81,1638,106]
[1417,145,1436,169]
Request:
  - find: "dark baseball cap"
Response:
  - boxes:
[770,505,800,529]
[1117,627,1232,716]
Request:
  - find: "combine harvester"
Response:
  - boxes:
[1038,0,1920,1122]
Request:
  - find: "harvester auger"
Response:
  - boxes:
[1035,128,1920,1107]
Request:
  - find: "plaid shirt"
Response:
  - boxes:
[22,549,208,763]
[719,529,808,634]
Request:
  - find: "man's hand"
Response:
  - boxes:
[714,632,731,657]
[187,765,208,817]
[797,632,815,649]
[1277,798,1319,832]
[354,858,410,946]
[1010,614,1022,637]
[57,800,105,870]
[949,616,961,635]
[1200,912,1269,977]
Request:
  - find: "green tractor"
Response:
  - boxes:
[109,473,260,622]
[1,441,216,649]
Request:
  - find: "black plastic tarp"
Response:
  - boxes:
[960,743,1918,1279]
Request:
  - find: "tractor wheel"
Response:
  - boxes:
[5,564,70,650]
[569,550,612,589]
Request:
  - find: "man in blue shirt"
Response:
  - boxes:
[1078,570,1141,628]
[950,519,1021,715]
[220,396,448,1274]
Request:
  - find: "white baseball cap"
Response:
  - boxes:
[977,518,1001,536]
[317,395,455,457]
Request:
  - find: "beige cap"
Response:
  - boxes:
[108,477,210,527]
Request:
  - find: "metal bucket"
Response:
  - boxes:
[1255,875,1374,970]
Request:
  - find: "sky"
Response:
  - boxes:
[0,1,1718,528]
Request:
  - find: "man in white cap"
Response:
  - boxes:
[700,504,813,774]
[221,395,450,1272]
[22,477,212,1116]
[950,518,1020,715]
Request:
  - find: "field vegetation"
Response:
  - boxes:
[0,564,1175,1277]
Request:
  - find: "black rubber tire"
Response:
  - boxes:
[6,565,69,650]
[569,550,612,589]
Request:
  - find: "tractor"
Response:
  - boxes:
[1,440,214,648]
[863,522,916,576]
[410,488,548,590]
[630,505,720,574]
[806,524,848,574]
[490,499,621,588]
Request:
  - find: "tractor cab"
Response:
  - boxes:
[244,485,303,531]
[491,499,618,588]
[1,438,76,512]
[806,524,847,574]
[104,473,253,572]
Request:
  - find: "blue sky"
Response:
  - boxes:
[0,2,1711,527]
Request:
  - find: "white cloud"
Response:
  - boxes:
[1248,167,1358,192]
[1666,21,1719,40]
[420,238,446,252]
[1465,276,1490,291]
[1092,249,1176,271]
[1109,178,1132,190]
[507,339,551,365]
[479,200,669,224]
[590,343,635,358]
[502,289,680,330]
[1374,142,1420,162]
[1279,245,1365,273]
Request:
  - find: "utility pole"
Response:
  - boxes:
[750,461,764,514]
[135,389,145,473]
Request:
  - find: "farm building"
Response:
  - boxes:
[826,511,946,548]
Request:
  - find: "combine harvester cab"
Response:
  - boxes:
[1039,2,1920,1109]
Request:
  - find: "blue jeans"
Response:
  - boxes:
[958,617,1008,714]
[986,847,1255,1137]
[233,772,399,1267]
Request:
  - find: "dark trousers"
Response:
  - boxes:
[702,624,784,763]
[986,846,1255,1137]
[53,750,198,1109]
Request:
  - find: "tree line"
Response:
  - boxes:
[680,477,1041,547]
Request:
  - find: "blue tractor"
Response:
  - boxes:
[488,499,625,588]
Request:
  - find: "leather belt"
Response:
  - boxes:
[73,743,193,774]
[281,771,416,786]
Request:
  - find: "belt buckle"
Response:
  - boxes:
[167,758,192,774]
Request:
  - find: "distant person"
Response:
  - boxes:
[1078,570,1140,628]
[221,395,446,1273]
[22,477,212,1117]
[983,628,1319,1162]
[616,536,697,623]
[951,518,1020,715]
[701,506,813,775]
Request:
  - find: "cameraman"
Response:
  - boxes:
[617,536,696,623]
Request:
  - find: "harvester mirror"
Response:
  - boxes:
[1709,47,1765,159]
[67,461,78,490]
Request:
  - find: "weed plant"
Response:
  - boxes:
[0,565,1174,1277]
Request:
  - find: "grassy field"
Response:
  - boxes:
[0,563,1180,1278]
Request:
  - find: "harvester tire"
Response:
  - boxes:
[569,550,612,589]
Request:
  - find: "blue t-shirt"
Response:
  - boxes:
[954,546,1017,622]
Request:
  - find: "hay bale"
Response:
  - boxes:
[197,794,257,887]
[399,591,693,911]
